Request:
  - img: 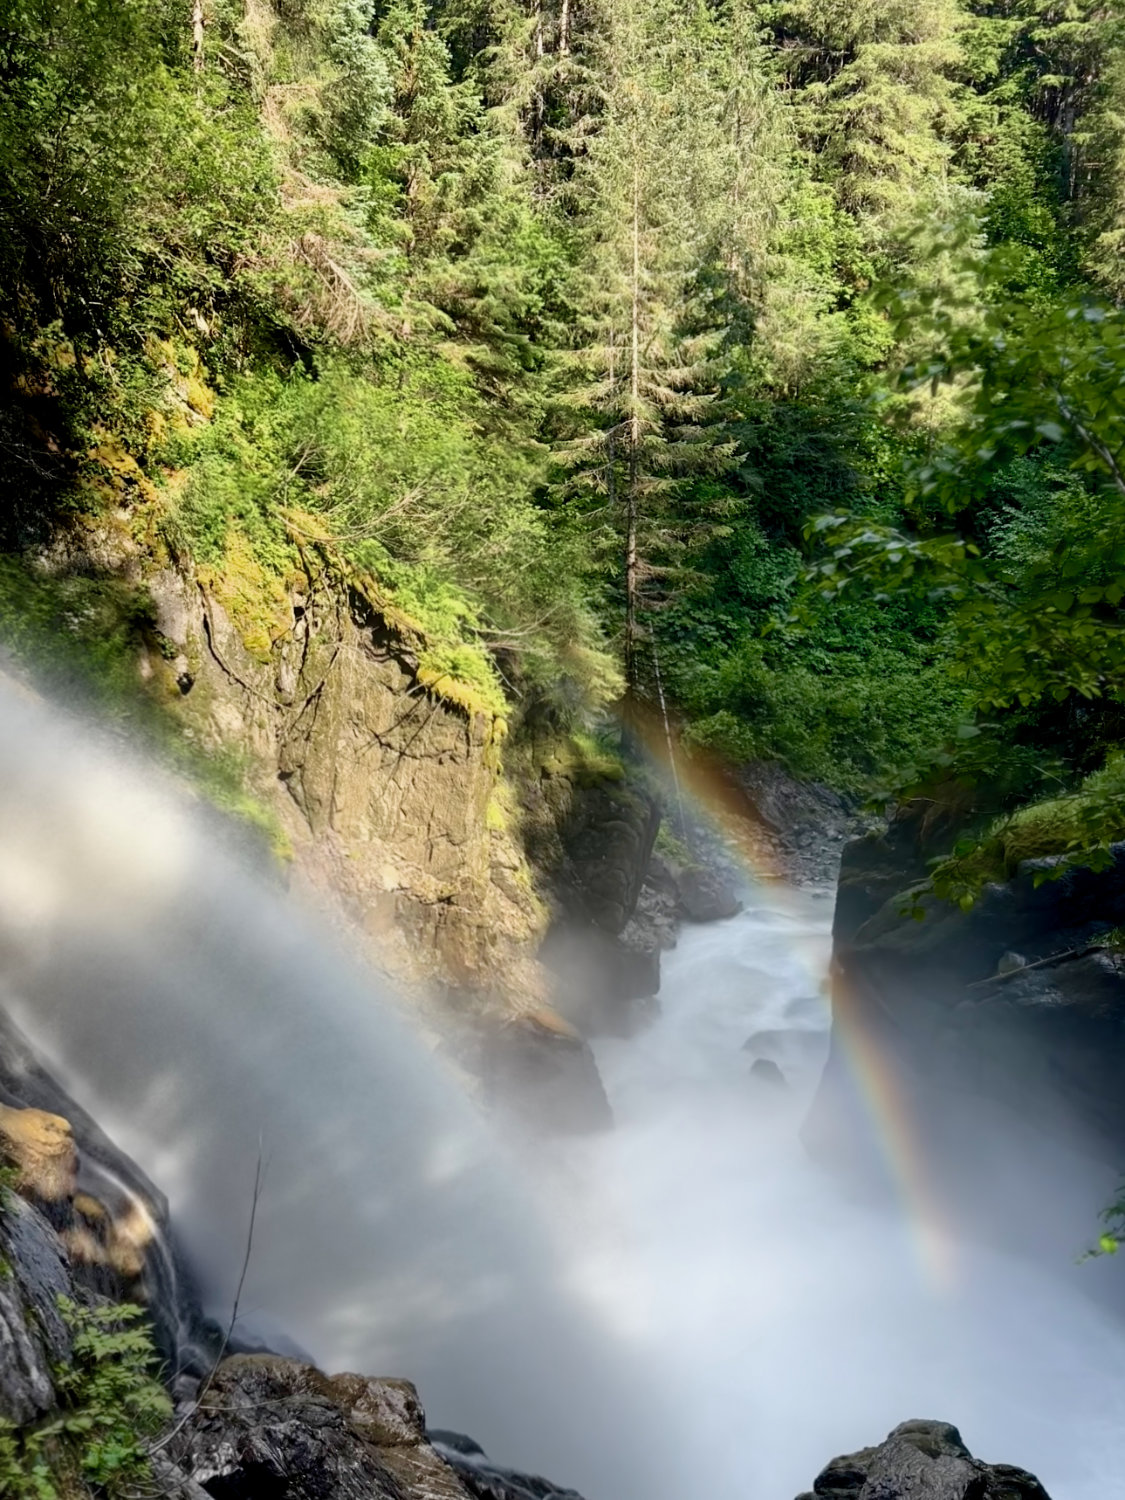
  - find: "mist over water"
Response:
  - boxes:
[3,680,1125,1499]
[567,897,1125,1498]
[0,685,682,1497]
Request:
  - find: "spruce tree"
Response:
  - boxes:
[557,0,743,707]
[760,0,965,226]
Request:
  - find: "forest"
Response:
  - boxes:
[7,8,1125,1498]
[2,0,1125,897]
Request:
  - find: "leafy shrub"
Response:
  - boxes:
[0,1298,170,1500]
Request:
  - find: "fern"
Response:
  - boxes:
[0,1298,170,1500]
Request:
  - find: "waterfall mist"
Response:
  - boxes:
[0,683,684,1497]
[4,678,1125,1499]
[563,900,1125,1498]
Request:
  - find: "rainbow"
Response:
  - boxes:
[628,704,960,1293]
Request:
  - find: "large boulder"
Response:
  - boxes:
[173,1355,474,1500]
[795,1419,1051,1500]
[480,1009,613,1132]
[809,836,1125,1261]
[645,853,742,924]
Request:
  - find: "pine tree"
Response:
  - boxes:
[557,0,744,707]
[759,0,966,226]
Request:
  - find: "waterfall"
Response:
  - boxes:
[0,683,683,1498]
[5,678,1125,1499]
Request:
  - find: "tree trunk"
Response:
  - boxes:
[532,0,545,145]
[624,155,641,705]
[559,0,570,55]
[192,0,205,71]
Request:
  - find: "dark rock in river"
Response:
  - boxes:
[482,1010,613,1133]
[795,1418,1051,1500]
[748,1057,787,1089]
[430,1430,586,1500]
[664,861,743,923]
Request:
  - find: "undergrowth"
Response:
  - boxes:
[929,752,1125,910]
[0,1299,170,1500]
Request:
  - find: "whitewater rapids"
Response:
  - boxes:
[2,681,1125,1498]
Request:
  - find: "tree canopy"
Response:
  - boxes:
[1,0,1125,859]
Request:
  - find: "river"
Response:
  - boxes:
[3,682,1125,1498]
[564,886,1125,1497]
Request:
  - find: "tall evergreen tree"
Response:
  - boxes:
[557,0,745,706]
[759,0,965,225]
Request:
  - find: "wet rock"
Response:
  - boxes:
[529,771,660,939]
[669,865,742,923]
[173,1354,470,1500]
[644,853,743,926]
[0,1196,72,1424]
[533,772,663,1032]
[0,1010,208,1368]
[813,833,1125,1267]
[795,1418,1051,1499]
[482,1010,612,1133]
[743,1029,828,1087]
[430,1431,587,1500]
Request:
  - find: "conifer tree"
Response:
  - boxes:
[557,0,744,706]
[760,0,965,226]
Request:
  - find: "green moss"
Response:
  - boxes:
[0,555,289,864]
[931,753,1125,908]
[654,823,696,867]
[417,643,507,721]
[536,730,626,786]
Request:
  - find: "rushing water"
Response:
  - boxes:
[3,682,1125,1498]
[569,891,1125,1498]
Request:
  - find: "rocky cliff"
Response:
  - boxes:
[3,525,696,1129]
[808,812,1125,1260]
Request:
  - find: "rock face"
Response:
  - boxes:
[796,1419,1052,1500]
[173,1355,474,1500]
[737,759,855,888]
[528,765,663,1034]
[0,1009,206,1364]
[0,1194,72,1425]
[154,568,548,1021]
[810,825,1125,1257]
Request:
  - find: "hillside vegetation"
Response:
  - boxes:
[3,0,1125,873]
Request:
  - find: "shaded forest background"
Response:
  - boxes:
[3,0,1125,893]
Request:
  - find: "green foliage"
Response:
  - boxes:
[0,1298,170,1500]
[3,0,1125,838]
[0,555,291,858]
[1084,1181,1125,1260]
[930,753,1125,909]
